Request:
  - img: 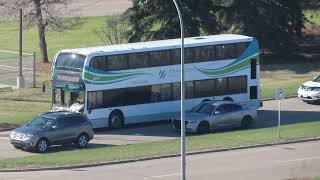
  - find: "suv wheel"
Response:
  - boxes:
[36,138,48,153]
[108,113,124,129]
[77,134,88,148]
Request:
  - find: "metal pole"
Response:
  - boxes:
[17,8,25,89]
[278,100,281,139]
[32,52,36,88]
[19,9,22,77]
[173,1,186,180]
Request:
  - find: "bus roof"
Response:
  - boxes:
[60,34,253,56]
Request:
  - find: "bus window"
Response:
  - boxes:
[151,85,161,103]
[150,50,170,67]
[172,83,181,100]
[128,52,149,69]
[160,84,172,101]
[107,54,128,71]
[90,56,107,71]
[216,78,228,95]
[185,81,195,99]
[170,49,180,65]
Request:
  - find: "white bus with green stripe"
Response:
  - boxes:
[51,34,261,129]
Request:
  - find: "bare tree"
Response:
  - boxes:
[1,0,81,63]
[95,16,129,45]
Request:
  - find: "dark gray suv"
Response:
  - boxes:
[10,112,94,153]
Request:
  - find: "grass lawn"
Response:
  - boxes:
[0,121,319,169]
[260,63,320,99]
[0,16,107,58]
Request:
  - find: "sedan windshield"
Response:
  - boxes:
[191,103,215,115]
[27,117,57,129]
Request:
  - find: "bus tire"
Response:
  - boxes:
[108,111,124,129]
[223,97,233,102]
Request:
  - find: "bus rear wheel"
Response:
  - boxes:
[108,112,124,129]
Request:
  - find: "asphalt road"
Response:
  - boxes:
[0,97,319,159]
[2,140,320,180]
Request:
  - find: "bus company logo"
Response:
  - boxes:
[158,70,167,79]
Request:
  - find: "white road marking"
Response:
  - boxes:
[277,156,320,164]
[0,137,9,140]
[144,173,180,179]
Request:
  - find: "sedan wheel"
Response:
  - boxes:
[36,139,48,153]
[77,134,88,148]
[241,116,252,129]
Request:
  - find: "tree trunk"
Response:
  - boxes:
[33,0,49,63]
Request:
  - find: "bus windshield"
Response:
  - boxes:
[53,89,84,110]
[55,53,86,71]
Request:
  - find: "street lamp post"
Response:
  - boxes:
[172,1,186,180]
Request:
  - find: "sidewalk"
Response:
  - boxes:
[0,84,12,92]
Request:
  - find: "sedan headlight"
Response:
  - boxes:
[10,131,16,139]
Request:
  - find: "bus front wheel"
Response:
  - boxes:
[108,112,124,129]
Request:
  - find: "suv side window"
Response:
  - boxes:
[63,116,86,127]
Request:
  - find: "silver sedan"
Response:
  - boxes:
[171,101,257,134]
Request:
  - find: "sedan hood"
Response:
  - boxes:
[303,81,320,88]
[13,125,46,135]
[174,112,209,122]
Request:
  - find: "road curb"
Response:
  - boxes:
[261,95,297,101]
[1,137,319,172]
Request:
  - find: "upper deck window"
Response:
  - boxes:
[55,53,86,71]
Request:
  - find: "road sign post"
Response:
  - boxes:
[275,88,284,140]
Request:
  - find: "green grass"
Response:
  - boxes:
[0,121,319,169]
[260,63,320,99]
[0,16,108,58]
[0,100,50,125]
[304,9,320,26]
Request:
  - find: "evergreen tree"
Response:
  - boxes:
[124,0,305,54]
[123,0,220,42]
[214,0,305,53]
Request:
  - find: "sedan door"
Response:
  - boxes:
[213,104,235,129]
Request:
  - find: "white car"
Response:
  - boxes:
[298,75,320,103]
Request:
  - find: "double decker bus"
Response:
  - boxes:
[51,34,261,129]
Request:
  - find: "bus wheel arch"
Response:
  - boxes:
[108,109,124,129]
[223,97,234,102]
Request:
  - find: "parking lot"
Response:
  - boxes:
[0,97,319,159]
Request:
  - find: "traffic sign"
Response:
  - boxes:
[275,88,285,100]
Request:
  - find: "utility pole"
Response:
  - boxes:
[172,0,186,180]
[17,8,25,89]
